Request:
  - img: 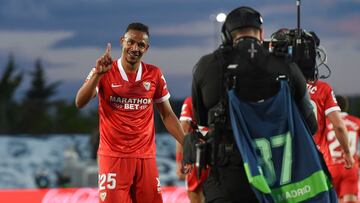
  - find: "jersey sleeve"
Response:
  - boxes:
[324,85,340,116]
[179,97,193,122]
[153,69,170,103]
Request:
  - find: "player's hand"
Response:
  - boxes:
[176,162,186,180]
[95,43,113,75]
[182,163,193,174]
[343,152,354,169]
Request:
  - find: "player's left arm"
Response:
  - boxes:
[328,111,354,168]
[156,100,185,146]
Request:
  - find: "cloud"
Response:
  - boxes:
[311,13,360,37]
[260,4,295,16]
[152,21,216,37]
[318,0,360,6]
[0,31,74,61]
[0,0,50,19]
[0,30,108,83]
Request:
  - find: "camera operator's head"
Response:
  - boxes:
[222,6,264,46]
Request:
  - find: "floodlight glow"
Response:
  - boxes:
[216,13,226,23]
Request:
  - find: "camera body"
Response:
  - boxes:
[264,28,319,81]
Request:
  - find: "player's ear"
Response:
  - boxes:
[120,36,125,46]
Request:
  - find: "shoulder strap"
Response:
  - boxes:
[214,46,231,96]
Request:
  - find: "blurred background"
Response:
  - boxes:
[0,0,359,202]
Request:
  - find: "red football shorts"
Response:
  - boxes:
[186,167,210,192]
[98,155,163,203]
[328,164,359,197]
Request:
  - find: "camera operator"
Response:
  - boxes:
[191,6,318,202]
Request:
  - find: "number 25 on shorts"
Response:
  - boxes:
[99,173,117,190]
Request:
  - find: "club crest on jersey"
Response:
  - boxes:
[143,81,151,91]
[100,192,107,201]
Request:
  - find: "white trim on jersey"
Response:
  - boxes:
[136,63,142,81]
[154,93,170,103]
[179,116,192,122]
[325,106,341,116]
[117,58,143,82]
[198,126,208,136]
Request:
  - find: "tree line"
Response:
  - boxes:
[1,54,360,135]
[0,55,100,134]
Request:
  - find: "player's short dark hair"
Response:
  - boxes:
[126,22,150,37]
[336,95,349,112]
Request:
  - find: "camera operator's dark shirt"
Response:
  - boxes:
[192,42,317,135]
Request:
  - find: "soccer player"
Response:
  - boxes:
[324,95,360,203]
[75,22,185,203]
[176,96,209,203]
[306,80,354,169]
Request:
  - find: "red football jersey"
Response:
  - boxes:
[307,80,340,149]
[323,112,360,166]
[92,58,170,158]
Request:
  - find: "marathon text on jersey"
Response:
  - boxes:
[109,96,152,110]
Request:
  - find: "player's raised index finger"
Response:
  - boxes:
[105,43,112,55]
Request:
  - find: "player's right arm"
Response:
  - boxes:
[75,43,113,108]
[327,111,354,169]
